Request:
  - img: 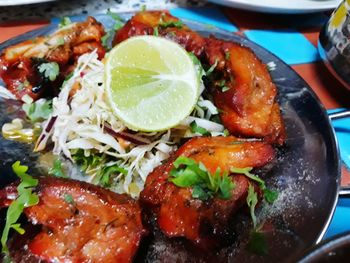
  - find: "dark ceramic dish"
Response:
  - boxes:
[0,14,341,262]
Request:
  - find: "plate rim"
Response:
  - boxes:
[0,0,55,7]
[208,0,341,14]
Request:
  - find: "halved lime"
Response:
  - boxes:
[105,35,199,131]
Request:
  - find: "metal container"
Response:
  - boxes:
[319,0,350,90]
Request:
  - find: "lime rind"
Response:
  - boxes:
[105,35,199,132]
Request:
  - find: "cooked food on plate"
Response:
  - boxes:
[0,10,286,262]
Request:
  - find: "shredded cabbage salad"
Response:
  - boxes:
[1,49,226,197]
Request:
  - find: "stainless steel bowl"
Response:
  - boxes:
[318,0,350,90]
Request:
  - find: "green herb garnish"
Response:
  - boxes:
[190,121,210,136]
[107,9,123,22]
[99,164,128,187]
[188,52,205,79]
[223,129,230,137]
[22,98,52,123]
[206,59,218,76]
[247,229,268,255]
[56,37,65,46]
[38,62,60,82]
[1,161,39,255]
[230,167,278,204]
[58,16,72,28]
[169,156,235,201]
[159,20,184,29]
[64,193,75,205]
[246,184,258,228]
[72,150,128,188]
[48,159,67,178]
[225,51,231,60]
[153,26,159,36]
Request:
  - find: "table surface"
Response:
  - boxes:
[0,0,349,247]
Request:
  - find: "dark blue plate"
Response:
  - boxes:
[0,14,340,262]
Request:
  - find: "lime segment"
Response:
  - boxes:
[105,36,199,131]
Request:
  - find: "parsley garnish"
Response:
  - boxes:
[38,62,60,82]
[1,161,39,255]
[58,16,72,28]
[169,156,235,201]
[48,159,67,178]
[22,98,52,123]
[190,121,210,136]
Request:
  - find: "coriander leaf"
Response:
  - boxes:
[169,157,235,200]
[223,129,230,137]
[190,121,210,136]
[99,164,128,187]
[230,167,265,186]
[153,26,159,36]
[218,173,235,199]
[1,161,39,254]
[188,52,205,79]
[159,20,184,29]
[263,188,278,204]
[59,16,72,28]
[246,184,258,228]
[56,37,65,46]
[107,9,123,22]
[192,185,211,200]
[170,167,201,187]
[231,167,279,204]
[101,32,110,48]
[225,51,231,60]
[172,156,198,169]
[64,193,75,205]
[140,4,147,11]
[38,62,60,82]
[206,59,218,76]
[22,99,52,122]
[48,159,67,178]
[221,86,230,92]
[247,230,268,255]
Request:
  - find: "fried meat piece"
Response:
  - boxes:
[0,177,146,263]
[207,37,286,144]
[113,11,205,57]
[0,17,105,100]
[140,136,274,248]
[113,11,285,144]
